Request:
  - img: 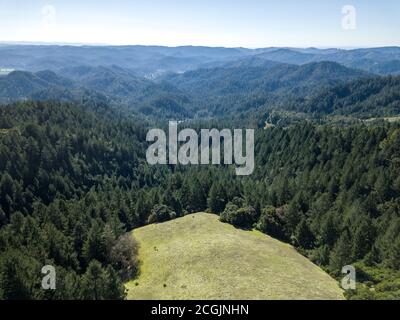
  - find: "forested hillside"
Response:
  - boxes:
[0,101,151,299]
[1,100,400,299]
[1,44,400,301]
[163,61,368,116]
[3,0,400,305]
[0,61,370,119]
[283,76,400,117]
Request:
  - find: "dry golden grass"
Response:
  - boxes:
[126,213,344,300]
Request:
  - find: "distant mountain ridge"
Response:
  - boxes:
[250,47,400,75]
[1,45,399,119]
[163,60,369,116]
[0,60,370,118]
[283,75,400,117]
[1,45,400,77]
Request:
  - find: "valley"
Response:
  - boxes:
[1,45,400,300]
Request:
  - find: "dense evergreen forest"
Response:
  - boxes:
[1,99,399,299]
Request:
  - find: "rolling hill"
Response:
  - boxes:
[0,67,193,118]
[126,213,344,300]
[1,60,368,118]
[164,61,368,96]
[163,60,369,116]
[283,75,400,117]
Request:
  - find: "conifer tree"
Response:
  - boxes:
[295,219,315,249]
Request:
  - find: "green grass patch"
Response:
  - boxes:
[126,213,344,300]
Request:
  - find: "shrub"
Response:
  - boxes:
[220,202,256,229]
[256,206,287,240]
[110,234,140,281]
[147,205,176,224]
[220,203,239,223]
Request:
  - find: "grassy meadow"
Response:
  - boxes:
[126,213,344,300]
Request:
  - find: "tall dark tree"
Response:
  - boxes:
[295,219,315,249]
[208,182,227,214]
[329,230,353,274]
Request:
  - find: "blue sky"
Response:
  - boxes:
[0,0,399,47]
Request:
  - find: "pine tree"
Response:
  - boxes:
[0,251,40,300]
[81,260,104,300]
[387,236,400,269]
[189,178,207,213]
[285,200,302,235]
[81,261,127,300]
[83,222,106,263]
[320,213,339,248]
[207,182,227,214]
[0,207,7,227]
[295,219,315,249]
[102,224,116,260]
[0,172,15,216]
[135,193,150,225]
[352,219,375,260]
[104,266,127,300]
[364,245,380,266]
[329,230,353,275]
[163,186,181,215]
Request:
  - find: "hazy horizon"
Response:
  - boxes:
[0,41,399,51]
[0,0,399,48]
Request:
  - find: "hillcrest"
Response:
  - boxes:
[146,121,254,176]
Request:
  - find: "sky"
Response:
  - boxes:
[0,0,399,48]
